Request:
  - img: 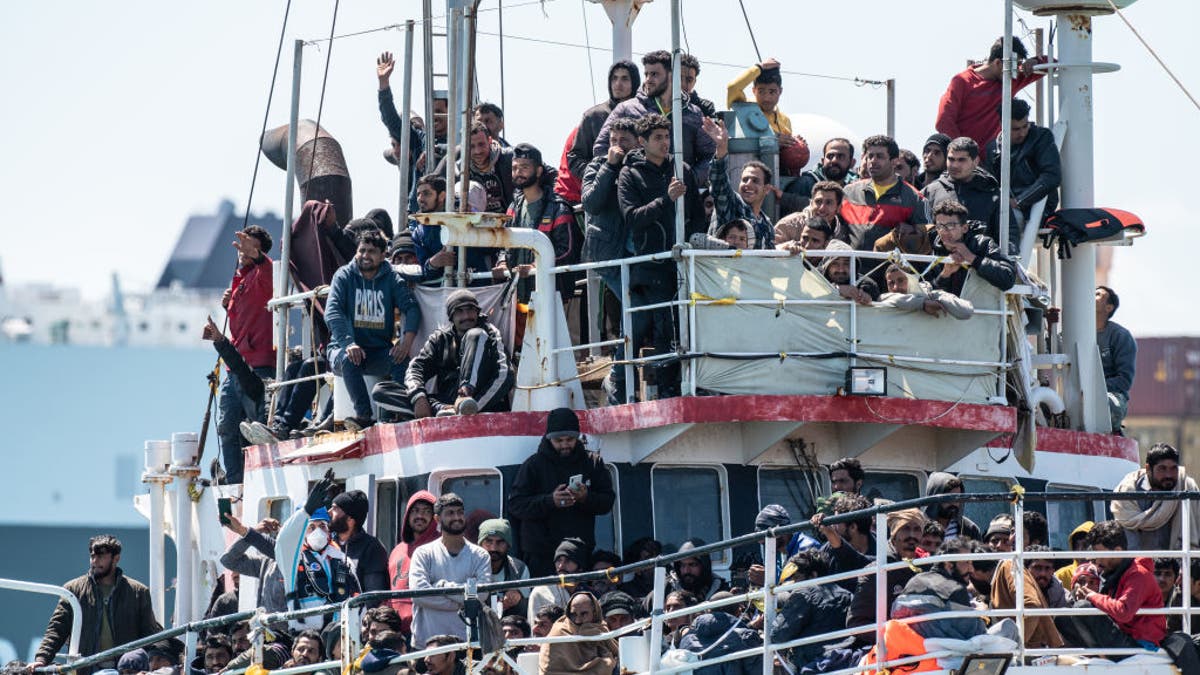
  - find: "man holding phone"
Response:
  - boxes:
[508,408,616,577]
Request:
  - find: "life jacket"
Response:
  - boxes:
[1041,207,1144,259]
[858,620,941,674]
[287,547,353,630]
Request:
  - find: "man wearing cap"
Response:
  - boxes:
[477,518,530,617]
[747,505,819,587]
[509,408,616,577]
[330,489,390,598]
[497,142,582,303]
[984,513,1014,551]
[527,538,590,624]
[409,493,493,647]
[376,288,512,419]
[599,591,638,630]
[845,508,926,645]
[914,134,950,190]
[325,229,422,430]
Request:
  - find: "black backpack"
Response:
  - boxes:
[1040,207,1144,258]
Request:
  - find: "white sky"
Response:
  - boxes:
[1,0,1196,336]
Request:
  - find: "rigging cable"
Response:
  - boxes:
[498,0,507,117]
[240,0,295,231]
[735,0,762,63]
[306,0,343,187]
[305,0,559,43]
[1104,0,1200,113]
[581,0,597,105]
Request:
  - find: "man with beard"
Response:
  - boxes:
[812,492,876,592]
[1026,545,1071,608]
[581,117,640,300]
[1056,520,1166,649]
[498,143,581,303]
[893,537,986,638]
[923,472,981,540]
[324,229,421,430]
[409,493,492,646]
[985,99,1060,230]
[1113,443,1200,551]
[820,241,879,305]
[433,122,513,213]
[896,149,920,184]
[568,60,640,180]
[781,138,858,217]
[966,541,996,604]
[839,135,928,250]
[991,511,1063,648]
[846,508,926,645]
[32,536,160,673]
[528,537,589,624]
[703,117,775,248]
[508,408,616,576]
[374,289,512,419]
[474,102,508,146]
[593,50,715,183]
[922,136,1006,247]
[329,490,389,598]
[386,491,439,634]
[1097,286,1138,434]
[667,539,730,601]
[408,174,483,286]
[770,549,852,672]
[680,53,717,119]
[539,591,618,675]
[914,134,950,189]
[929,199,1015,296]
[476,518,529,618]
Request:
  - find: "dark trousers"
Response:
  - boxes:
[1054,599,1140,650]
[609,278,680,402]
[276,357,327,429]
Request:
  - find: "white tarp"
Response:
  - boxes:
[690,256,1004,403]
[408,282,518,357]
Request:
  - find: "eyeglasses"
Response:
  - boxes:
[934,222,964,231]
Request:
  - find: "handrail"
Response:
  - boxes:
[0,578,84,660]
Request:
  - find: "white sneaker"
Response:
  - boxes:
[240,420,278,446]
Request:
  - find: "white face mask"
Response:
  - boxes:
[306,528,330,551]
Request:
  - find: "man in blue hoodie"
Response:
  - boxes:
[325,229,421,429]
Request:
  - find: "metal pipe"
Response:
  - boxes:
[1057,12,1101,432]
[1000,0,1014,256]
[170,432,200,627]
[422,0,435,170]
[601,0,634,62]
[761,535,777,675]
[647,566,667,675]
[621,261,634,404]
[0,579,83,658]
[459,3,479,217]
[669,0,689,372]
[144,439,172,624]
[444,6,459,214]
[1184,496,1193,634]
[277,39,303,382]
[874,511,888,665]
[1034,28,1045,125]
[885,79,896,137]
[1014,499,1026,659]
[398,21,415,228]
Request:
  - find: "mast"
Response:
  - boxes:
[592,0,638,63]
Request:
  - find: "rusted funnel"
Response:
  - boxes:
[261,120,353,226]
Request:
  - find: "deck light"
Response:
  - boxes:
[956,654,1011,675]
[845,367,887,396]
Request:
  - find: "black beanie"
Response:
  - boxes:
[554,537,590,569]
[445,288,481,319]
[333,489,370,525]
[365,208,395,240]
[545,407,581,439]
[923,133,952,154]
[755,504,792,531]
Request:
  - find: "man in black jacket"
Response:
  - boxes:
[33,535,162,673]
[508,408,616,577]
[612,114,706,400]
[330,490,390,600]
[923,136,1007,246]
[581,117,640,299]
[986,98,1061,238]
[930,199,1016,296]
[771,549,853,671]
[567,60,640,181]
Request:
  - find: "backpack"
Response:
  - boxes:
[1040,207,1144,259]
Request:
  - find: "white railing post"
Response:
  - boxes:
[0,579,83,658]
[143,439,172,625]
[586,269,601,358]
[648,566,667,675]
[761,534,777,675]
[621,261,634,404]
[874,511,888,665]
[1184,494,1193,634]
[1013,499,1026,661]
[183,628,198,675]
[686,253,697,396]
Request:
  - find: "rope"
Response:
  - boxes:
[735,0,761,63]
[1105,0,1200,113]
[305,0,342,191]
[580,0,597,106]
[240,0,294,232]
[304,0,558,43]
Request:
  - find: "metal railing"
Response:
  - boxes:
[36,490,1200,674]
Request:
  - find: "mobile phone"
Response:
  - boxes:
[568,474,584,491]
[218,498,233,526]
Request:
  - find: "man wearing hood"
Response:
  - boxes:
[324,229,421,430]
[1055,521,1095,588]
[409,493,492,646]
[594,50,715,184]
[432,122,514,214]
[922,136,1007,247]
[923,472,981,540]
[477,518,530,618]
[568,60,639,181]
[703,117,775,249]
[378,289,512,419]
[386,491,439,634]
[539,591,618,675]
[929,199,1016,297]
[821,240,879,305]
[846,508,926,645]
[527,538,590,623]
[668,539,730,601]
[508,408,616,576]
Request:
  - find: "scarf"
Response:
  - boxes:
[1111,466,1200,548]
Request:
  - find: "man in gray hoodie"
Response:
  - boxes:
[324,229,421,429]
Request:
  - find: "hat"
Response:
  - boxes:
[390,231,417,258]
[754,504,792,531]
[923,133,951,153]
[476,518,514,547]
[310,507,331,522]
[1072,562,1101,587]
[365,208,395,240]
[118,649,149,673]
[885,508,927,537]
[555,537,590,569]
[985,514,1014,539]
[445,289,481,319]
[600,590,637,618]
[333,489,369,525]
[512,142,543,165]
[545,407,581,440]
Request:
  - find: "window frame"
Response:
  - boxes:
[756,465,825,521]
[375,478,400,550]
[860,469,925,504]
[262,496,292,523]
[593,462,622,557]
[650,463,731,566]
[1045,481,1104,549]
[429,468,505,517]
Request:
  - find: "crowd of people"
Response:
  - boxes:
[21,429,1200,673]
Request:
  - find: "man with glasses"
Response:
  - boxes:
[930,199,1015,296]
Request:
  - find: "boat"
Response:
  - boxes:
[9,0,1186,672]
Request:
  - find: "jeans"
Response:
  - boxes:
[330,346,407,419]
[277,357,327,430]
[216,365,273,484]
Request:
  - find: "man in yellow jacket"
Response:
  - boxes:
[727,57,793,139]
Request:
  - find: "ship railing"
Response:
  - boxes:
[38,490,1200,674]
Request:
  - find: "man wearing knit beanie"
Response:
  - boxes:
[915,133,951,189]
[330,489,390,597]
[477,518,530,616]
[508,409,616,577]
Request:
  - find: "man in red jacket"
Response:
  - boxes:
[934,37,1044,156]
[1055,520,1166,649]
[217,225,276,484]
[386,490,439,635]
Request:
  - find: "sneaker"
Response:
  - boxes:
[343,416,375,432]
[455,396,479,416]
[435,407,457,417]
[240,420,279,446]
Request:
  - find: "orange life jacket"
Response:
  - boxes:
[858,620,941,674]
